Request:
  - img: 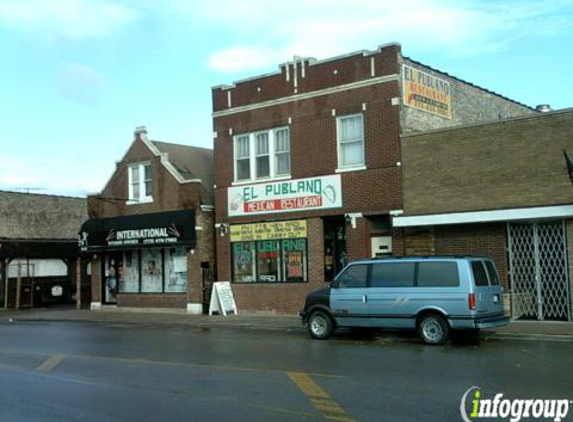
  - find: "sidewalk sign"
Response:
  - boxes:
[208,281,237,316]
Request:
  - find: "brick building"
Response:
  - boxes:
[212,42,534,314]
[81,127,215,313]
[396,109,573,321]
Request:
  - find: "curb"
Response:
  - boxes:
[480,331,573,342]
[3,317,573,341]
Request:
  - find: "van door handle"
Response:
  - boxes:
[363,295,368,303]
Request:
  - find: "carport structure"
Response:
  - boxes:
[0,191,89,309]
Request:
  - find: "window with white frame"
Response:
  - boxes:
[128,162,153,203]
[234,127,290,182]
[255,132,270,178]
[275,128,290,176]
[337,114,364,169]
[235,135,250,181]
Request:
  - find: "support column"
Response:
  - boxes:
[0,258,6,310]
[187,209,215,314]
[76,257,82,310]
[15,263,21,310]
[90,255,102,310]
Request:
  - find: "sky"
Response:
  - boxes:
[1,0,572,197]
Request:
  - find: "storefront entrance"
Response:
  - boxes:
[102,253,121,305]
[508,221,571,321]
[324,216,347,282]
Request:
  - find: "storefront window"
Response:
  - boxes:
[232,239,307,283]
[257,240,280,282]
[165,247,188,292]
[120,251,139,292]
[282,239,307,282]
[141,249,163,292]
[232,242,256,283]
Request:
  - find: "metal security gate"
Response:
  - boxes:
[508,221,571,321]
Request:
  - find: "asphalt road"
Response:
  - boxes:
[0,321,571,422]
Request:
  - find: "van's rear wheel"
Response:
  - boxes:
[418,314,449,345]
[308,311,334,340]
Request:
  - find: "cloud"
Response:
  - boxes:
[0,153,103,196]
[199,0,573,73]
[0,0,138,42]
[54,62,105,107]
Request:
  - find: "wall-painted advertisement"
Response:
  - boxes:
[402,64,452,119]
[228,175,342,217]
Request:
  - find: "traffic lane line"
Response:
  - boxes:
[287,371,356,422]
[36,354,65,373]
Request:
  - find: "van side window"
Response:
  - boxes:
[371,263,415,287]
[471,261,489,286]
[484,261,500,285]
[336,264,368,288]
[418,262,460,287]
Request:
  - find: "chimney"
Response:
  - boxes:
[134,125,148,140]
[535,104,552,113]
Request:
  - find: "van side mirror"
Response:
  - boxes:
[330,280,339,288]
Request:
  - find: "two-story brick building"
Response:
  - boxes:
[395,108,573,321]
[212,42,535,314]
[80,127,215,313]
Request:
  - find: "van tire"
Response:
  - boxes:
[308,311,334,340]
[418,314,449,345]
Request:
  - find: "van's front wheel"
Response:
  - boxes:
[308,311,334,340]
[418,314,449,345]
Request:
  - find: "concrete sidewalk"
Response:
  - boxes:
[2,307,573,341]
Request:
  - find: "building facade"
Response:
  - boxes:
[212,43,534,314]
[0,191,88,309]
[396,109,573,321]
[81,127,215,313]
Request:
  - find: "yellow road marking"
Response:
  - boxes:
[287,371,355,422]
[0,347,343,379]
[37,354,65,373]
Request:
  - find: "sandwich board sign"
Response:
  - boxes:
[208,281,237,316]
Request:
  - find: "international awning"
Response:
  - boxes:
[79,210,196,252]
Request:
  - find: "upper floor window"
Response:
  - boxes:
[234,127,290,182]
[128,162,153,203]
[337,114,364,169]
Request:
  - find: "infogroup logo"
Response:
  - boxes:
[460,387,571,422]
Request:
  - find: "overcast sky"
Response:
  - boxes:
[1,0,572,196]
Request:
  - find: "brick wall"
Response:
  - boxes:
[212,44,401,112]
[346,217,371,261]
[400,59,535,134]
[91,256,102,303]
[433,223,508,289]
[402,110,573,215]
[118,293,186,308]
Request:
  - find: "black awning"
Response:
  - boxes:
[0,240,80,259]
[79,210,196,252]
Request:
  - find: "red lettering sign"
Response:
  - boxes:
[243,195,322,213]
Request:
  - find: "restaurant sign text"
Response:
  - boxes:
[228,175,342,217]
